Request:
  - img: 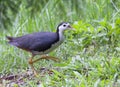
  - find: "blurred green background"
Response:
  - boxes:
[0,0,120,86]
[1,0,120,30]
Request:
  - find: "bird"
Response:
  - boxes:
[6,22,73,75]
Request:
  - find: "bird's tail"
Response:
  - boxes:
[6,36,14,41]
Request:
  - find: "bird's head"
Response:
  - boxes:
[57,22,73,33]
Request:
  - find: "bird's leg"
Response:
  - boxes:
[28,56,38,76]
[28,55,60,76]
[32,55,60,63]
[41,55,60,62]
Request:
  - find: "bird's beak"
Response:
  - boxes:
[68,25,75,30]
[68,25,72,28]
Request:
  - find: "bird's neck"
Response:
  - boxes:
[57,29,64,41]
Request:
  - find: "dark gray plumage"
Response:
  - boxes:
[7,32,59,54]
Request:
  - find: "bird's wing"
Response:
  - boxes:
[9,32,59,52]
[29,39,54,52]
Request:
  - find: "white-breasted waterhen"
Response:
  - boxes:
[6,22,73,75]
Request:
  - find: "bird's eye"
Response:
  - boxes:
[63,25,66,27]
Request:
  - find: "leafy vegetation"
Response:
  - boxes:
[0,0,120,86]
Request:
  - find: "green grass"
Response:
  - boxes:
[0,0,120,86]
